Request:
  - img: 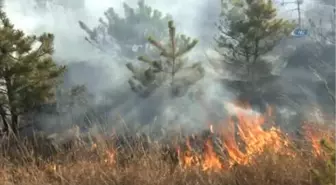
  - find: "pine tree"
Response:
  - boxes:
[0,10,65,135]
[79,0,172,59]
[217,0,294,81]
[126,20,205,98]
[215,0,294,110]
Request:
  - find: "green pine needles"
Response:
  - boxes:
[126,20,205,98]
[0,10,65,135]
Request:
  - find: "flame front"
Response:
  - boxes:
[202,139,223,171]
[303,123,334,157]
[97,102,332,173]
[179,103,294,171]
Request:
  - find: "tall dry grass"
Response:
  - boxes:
[0,125,334,185]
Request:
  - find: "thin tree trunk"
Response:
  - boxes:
[1,114,8,134]
[4,74,19,136]
[0,106,9,134]
[10,114,19,136]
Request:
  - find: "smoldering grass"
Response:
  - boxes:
[0,121,334,185]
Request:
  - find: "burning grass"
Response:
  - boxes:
[0,105,335,185]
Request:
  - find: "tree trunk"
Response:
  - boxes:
[10,114,19,136]
[0,106,8,134]
[4,74,19,136]
[1,114,8,134]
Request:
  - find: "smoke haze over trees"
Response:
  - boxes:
[214,0,295,112]
[0,0,334,139]
[79,0,173,59]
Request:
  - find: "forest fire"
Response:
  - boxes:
[201,139,223,171]
[87,102,333,174]
[1,103,334,185]
[303,123,335,157]
[175,103,297,171]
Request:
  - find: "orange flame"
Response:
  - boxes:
[99,102,332,172]
[202,139,223,171]
[303,123,334,157]
[105,149,116,164]
[179,102,294,171]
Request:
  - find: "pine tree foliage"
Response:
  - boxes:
[311,139,335,185]
[0,10,65,134]
[214,0,294,111]
[216,0,294,81]
[79,0,172,58]
[126,20,205,98]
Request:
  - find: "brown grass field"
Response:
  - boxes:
[0,106,335,185]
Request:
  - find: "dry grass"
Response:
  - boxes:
[0,127,334,185]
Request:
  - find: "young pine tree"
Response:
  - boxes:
[79,0,172,59]
[215,0,294,108]
[126,20,205,98]
[217,0,295,81]
[0,10,65,135]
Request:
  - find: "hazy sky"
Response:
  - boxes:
[3,0,323,62]
[1,0,222,94]
[2,0,330,79]
[3,0,222,62]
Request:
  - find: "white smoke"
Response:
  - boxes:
[3,0,222,90]
[2,0,328,139]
